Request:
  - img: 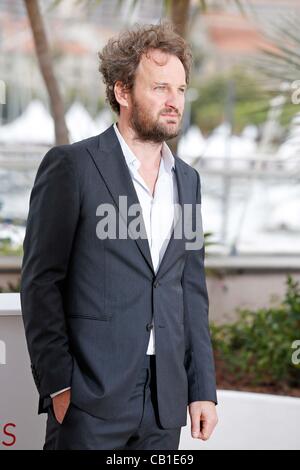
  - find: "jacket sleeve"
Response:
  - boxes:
[20,145,80,400]
[182,169,217,405]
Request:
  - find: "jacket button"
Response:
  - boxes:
[146,323,153,331]
[153,280,159,288]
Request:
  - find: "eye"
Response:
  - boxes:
[155,85,166,91]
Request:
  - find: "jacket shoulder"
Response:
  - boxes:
[174,155,199,181]
[50,134,99,155]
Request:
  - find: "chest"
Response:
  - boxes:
[137,167,159,197]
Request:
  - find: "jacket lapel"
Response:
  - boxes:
[86,125,194,279]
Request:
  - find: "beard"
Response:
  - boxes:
[129,93,182,143]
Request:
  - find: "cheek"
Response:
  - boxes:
[149,100,163,116]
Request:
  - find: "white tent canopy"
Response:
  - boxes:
[0,100,111,146]
[95,108,113,133]
[178,125,206,163]
[0,100,55,145]
[66,102,99,142]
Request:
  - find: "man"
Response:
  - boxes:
[21,22,218,450]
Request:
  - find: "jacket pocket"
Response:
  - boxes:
[67,313,112,321]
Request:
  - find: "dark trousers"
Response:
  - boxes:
[44,355,182,450]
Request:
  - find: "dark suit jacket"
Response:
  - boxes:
[20,124,217,429]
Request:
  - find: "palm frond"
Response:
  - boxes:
[255,14,300,85]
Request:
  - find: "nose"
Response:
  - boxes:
[164,89,182,114]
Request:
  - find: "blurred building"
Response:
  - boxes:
[195,0,300,74]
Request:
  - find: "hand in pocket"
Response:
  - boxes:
[52,389,71,424]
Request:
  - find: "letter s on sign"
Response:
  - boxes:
[2,423,16,447]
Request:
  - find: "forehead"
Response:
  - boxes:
[136,49,186,84]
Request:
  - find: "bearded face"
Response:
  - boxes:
[127,50,186,144]
[129,88,183,143]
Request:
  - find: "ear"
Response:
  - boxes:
[114,81,130,109]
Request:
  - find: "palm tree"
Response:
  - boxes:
[165,0,246,38]
[24,0,69,144]
[109,0,247,39]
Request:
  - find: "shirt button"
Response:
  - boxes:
[146,323,153,331]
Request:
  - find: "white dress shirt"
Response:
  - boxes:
[113,122,179,355]
[50,124,179,397]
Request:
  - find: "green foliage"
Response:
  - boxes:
[279,102,300,128]
[211,275,300,387]
[191,69,270,134]
[0,239,23,257]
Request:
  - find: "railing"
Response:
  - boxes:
[0,145,49,170]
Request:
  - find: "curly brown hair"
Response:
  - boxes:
[98,21,193,115]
